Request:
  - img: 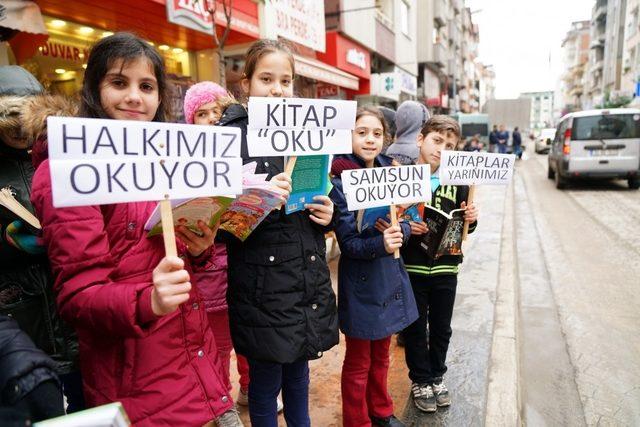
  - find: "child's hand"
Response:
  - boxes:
[176,220,217,257]
[383,225,403,254]
[270,172,292,199]
[374,218,391,234]
[151,256,191,316]
[409,221,429,236]
[461,201,478,223]
[305,195,334,226]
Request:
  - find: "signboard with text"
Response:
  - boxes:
[263,0,325,52]
[439,151,515,186]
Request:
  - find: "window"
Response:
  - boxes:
[573,114,640,140]
[400,0,410,36]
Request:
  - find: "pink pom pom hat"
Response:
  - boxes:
[183,81,229,124]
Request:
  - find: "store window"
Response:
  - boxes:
[21,16,194,99]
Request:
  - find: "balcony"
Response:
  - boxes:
[433,42,447,67]
[593,3,607,22]
[452,0,463,14]
[434,0,447,27]
[448,23,460,45]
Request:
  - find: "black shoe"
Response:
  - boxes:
[431,380,451,407]
[370,415,405,427]
[411,382,436,413]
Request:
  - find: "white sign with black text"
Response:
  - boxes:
[439,151,515,185]
[341,164,432,211]
[246,97,357,157]
[47,117,243,207]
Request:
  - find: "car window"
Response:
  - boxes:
[572,114,640,140]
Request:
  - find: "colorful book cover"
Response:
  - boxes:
[356,206,391,233]
[145,196,234,237]
[285,155,330,214]
[419,205,466,260]
[219,187,286,241]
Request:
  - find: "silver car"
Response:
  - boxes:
[535,128,556,154]
[548,108,640,189]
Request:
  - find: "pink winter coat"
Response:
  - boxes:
[31,159,232,426]
[193,243,229,313]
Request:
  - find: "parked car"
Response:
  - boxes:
[548,108,640,189]
[535,128,556,154]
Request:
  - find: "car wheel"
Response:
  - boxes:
[547,163,555,179]
[554,167,566,189]
[629,177,640,190]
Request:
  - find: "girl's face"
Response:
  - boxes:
[242,52,294,98]
[352,114,384,167]
[99,57,160,121]
[193,101,222,125]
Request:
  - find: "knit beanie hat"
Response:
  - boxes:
[183,81,228,124]
[385,100,430,165]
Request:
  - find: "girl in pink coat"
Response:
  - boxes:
[30,33,242,427]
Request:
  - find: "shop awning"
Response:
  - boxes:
[1,0,49,63]
[294,54,359,91]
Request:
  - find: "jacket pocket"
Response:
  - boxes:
[244,243,303,303]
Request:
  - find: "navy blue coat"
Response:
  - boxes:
[329,154,418,340]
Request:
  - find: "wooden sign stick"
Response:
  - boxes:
[160,198,177,257]
[462,185,476,241]
[389,204,400,259]
[285,156,298,176]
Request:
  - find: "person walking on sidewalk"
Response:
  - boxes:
[330,107,418,427]
[512,126,523,159]
[497,124,509,154]
[400,116,479,413]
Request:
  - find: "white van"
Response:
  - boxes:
[547,109,640,189]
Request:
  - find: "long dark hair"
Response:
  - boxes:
[80,32,170,122]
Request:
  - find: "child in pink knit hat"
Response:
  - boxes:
[183,81,236,125]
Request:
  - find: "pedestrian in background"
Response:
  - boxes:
[489,124,498,153]
[384,100,429,165]
[329,106,418,427]
[497,124,509,154]
[512,126,523,159]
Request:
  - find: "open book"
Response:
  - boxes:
[419,204,466,260]
[0,186,41,232]
[145,162,287,241]
[34,402,130,427]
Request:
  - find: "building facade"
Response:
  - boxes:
[558,20,590,114]
[520,91,555,130]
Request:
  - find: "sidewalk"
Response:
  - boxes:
[226,183,512,426]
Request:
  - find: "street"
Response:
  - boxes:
[227,148,640,426]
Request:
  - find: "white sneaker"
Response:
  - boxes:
[236,388,283,413]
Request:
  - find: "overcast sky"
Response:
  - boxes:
[465,0,593,99]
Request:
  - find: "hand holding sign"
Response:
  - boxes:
[383,225,404,255]
[151,256,192,316]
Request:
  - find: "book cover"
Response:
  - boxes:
[356,206,391,233]
[34,401,130,427]
[419,205,466,260]
[145,196,234,237]
[285,155,330,214]
[219,187,286,241]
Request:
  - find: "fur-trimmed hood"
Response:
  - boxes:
[21,94,78,143]
[0,94,77,144]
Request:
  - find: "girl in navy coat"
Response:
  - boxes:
[329,106,418,427]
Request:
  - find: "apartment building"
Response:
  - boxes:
[520,91,555,129]
[622,0,640,99]
[558,20,590,113]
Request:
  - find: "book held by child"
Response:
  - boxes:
[419,204,466,260]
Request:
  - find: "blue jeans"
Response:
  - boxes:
[498,143,507,154]
[248,358,310,427]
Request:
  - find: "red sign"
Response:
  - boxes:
[317,31,371,80]
[317,83,339,98]
[167,0,259,38]
[40,41,89,63]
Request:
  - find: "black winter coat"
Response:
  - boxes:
[0,147,78,375]
[0,315,60,405]
[217,104,339,364]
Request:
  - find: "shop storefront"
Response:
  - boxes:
[316,31,371,100]
[9,0,259,120]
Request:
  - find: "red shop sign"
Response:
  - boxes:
[318,32,371,80]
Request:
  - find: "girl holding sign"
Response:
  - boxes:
[216,39,338,427]
[30,33,242,426]
[329,107,418,427]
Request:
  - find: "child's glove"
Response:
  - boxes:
[3,220,45,254]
